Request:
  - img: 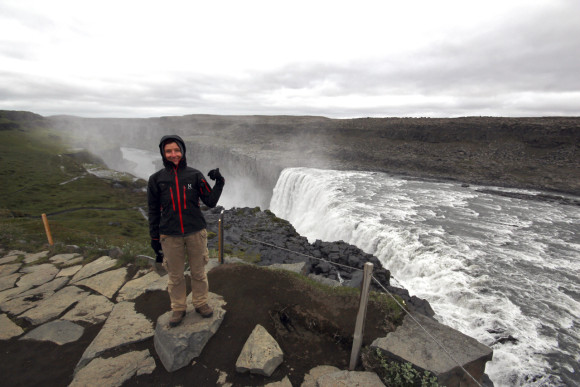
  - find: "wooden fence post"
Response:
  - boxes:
[218,210,224,264]
[41,213,54,246]
[349,262,373,370]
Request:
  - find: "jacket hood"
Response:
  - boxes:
[159,134,187,168]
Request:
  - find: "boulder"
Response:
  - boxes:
[236,324,283,377]
[0,263,21,278]
[76,301,154,372]
[154,292,226,372]
[371,313,493,387]
[70,349,156,387]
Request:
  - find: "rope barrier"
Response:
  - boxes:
[244,235,483,387]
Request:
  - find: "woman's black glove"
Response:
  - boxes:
[151,239,164,263]
[208,168,225,184]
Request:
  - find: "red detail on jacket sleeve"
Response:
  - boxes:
[183,186,187,209]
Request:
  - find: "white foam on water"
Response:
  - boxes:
[270,167,580,387]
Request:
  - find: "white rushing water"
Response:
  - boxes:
[270,167,580,387]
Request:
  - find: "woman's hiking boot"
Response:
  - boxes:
[169,310,186,327]
[195,304,213,318]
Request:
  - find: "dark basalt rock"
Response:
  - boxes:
[204,205,434,317]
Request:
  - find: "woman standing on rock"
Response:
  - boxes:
[147,134,225,327]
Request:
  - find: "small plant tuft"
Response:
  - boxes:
[362,347,441,387]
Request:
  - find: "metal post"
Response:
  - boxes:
[349,262,373,370]
[41,213,54,246]
[218,210,224,264]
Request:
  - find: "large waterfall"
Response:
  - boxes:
[270,167,580,387]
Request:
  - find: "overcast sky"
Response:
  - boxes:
[1,0,579,118]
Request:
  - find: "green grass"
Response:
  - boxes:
[0,118,150,257]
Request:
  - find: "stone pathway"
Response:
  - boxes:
[0,249,165,386]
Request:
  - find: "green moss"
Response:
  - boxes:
[370,291,406,325]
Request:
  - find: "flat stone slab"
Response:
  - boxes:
[21,319,84,345]
[146,274,168,292]
[76,301,155,371]
[0,278,68,315]
[117,270,163,302]
[154,292,226,372]
[308,273,341,287]
[1,277,70,316]
[57,265,82,278]
[301,365,341,387]
[236,324,284,377]
[75,267,127,299]
[19,276,70,298]
[0,273,20,292]
[268,262,307,274]
[371,313,493,387]
[0,251,25,265]
[71,256,117,283]
[70,349,156,387]
[49,253,82,265]
[19,286,89,325]
[23,251,49,264]
[317,370,385,387]
[0,284,33,304]
[0,313,24,339]
[61,294,114,324]
[265,376,292,387]
[17,263,59,288]
[0,255,20,265]
[0,263,21,278]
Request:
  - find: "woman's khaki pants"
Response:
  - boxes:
[160,229,209,311]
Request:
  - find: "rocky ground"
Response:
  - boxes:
[0,248,398,387]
